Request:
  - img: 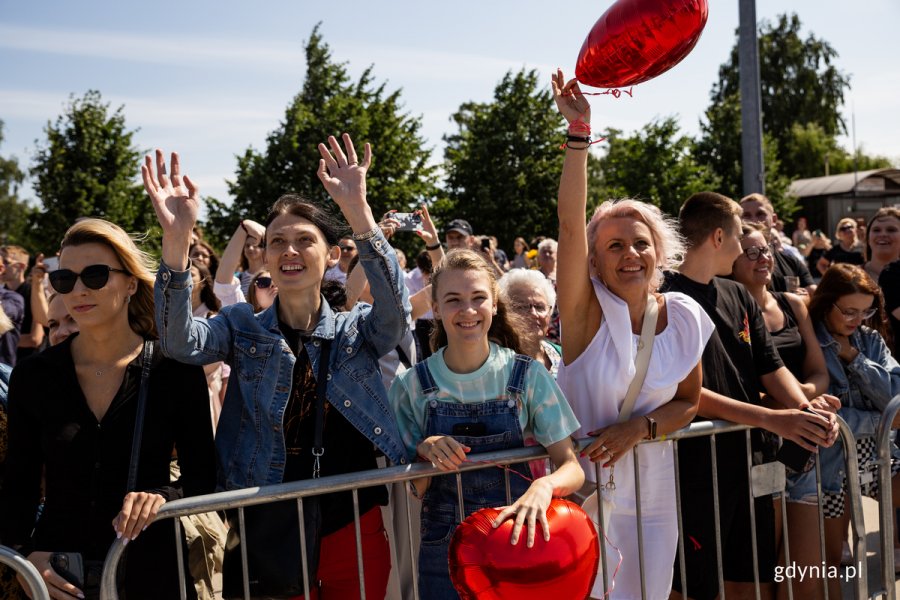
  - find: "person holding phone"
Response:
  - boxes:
[389,248,584,600]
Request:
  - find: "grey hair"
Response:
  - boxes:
[537,238,558,253]
[498,268,557,309]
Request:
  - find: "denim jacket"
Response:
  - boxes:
[154,230,411,490]
[787,323,900,499]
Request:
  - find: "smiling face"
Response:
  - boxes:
[264,213,338,294]
[868,216,900,261]
[243,236,264,268]
[432,268,496,348]
[57,242,136,332]
[826,292,875,337]
[505,282,551,340]
[836,219,857,245]
[732,230,774,288]
[741,199,776,229]
[591,217,658,293]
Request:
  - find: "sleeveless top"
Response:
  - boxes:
[769,292,804,378]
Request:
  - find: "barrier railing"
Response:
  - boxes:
[875,395,900,600]
[0,545,51,600]
[98,419,872,600]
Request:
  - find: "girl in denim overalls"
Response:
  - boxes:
[390,249,584,599]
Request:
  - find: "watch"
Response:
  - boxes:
[644,415,658,440]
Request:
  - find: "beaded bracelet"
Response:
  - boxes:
[351,226,380,241]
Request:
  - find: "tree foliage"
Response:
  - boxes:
[597,117,722,218]
[0,121,37,248]
[30,91,151,254]
[207,25,437,248]
[441,69,566,249]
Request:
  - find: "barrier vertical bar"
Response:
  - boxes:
[875,395,900,600]
[779,492,794,600]
[596,462,609,596]
[709,434,725,600]
[673,439,688,596]
[238,507,250,600]
[405,485,420,600]
[0,546,50,600]
[173,517,188,600]
[837,418,867,600]
[632,447,647,600]
[813,451,829,600]
[456,473,465,523]
[744,430,761,600]
[352,489,366,600]
[297,497,311,600]
[504,466,512,505]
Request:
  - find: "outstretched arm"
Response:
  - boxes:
[142,150,199,271]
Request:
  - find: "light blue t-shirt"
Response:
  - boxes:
[389,342,580,460]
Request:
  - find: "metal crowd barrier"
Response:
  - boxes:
[875,395,900,600]
[0,545,51,600]
[99,419,873,600]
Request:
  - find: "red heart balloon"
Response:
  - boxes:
[449,499,599,599]
[576,0,709,89]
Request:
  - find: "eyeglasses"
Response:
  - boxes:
[254,276,274,289]
[832,304,877,321]
[741,245,771,261]
[49,265,130,294]
[339,245,356,253]
[510,301,550,315]
[839,225,855,232]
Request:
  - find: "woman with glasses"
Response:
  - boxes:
[0,218,215,599]
[498,269,561,377]
[816,217,865,275]
[784,263,900,596]
[247,270,277,313]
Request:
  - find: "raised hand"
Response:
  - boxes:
[141,149,200,241]
[316,134,376,233]
[551,68,591,127]
[415,204,440,248]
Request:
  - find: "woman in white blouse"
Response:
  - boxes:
[552,70,714,599]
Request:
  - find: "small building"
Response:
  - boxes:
[789,168,900,235]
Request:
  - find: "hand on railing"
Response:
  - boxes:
[21,551,82,600]
[112,491,166,544]
[416,435,470,471]
[580,418,646,467]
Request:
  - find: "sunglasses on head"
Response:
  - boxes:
[839,224,855,232]
[49,265,130,294]
[254,276,274,289]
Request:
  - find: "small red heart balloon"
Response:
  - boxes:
[449,499,599,599]
[576,0,709,89]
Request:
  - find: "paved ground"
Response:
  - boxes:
[840,496,899,598]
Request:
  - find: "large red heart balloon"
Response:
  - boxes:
[576,0,709,89]
[449,499,599,599]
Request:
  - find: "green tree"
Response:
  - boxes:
[442,69,566,248]
[0,121,37,247]
[210,25,436,247]
[30,91,151,253]
[597,117,722,218]
[783,122,893,179]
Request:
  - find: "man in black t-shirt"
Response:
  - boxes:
[662,192,839,600]
[740,194,816,295]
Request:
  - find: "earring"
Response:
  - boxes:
[126,295,132,304]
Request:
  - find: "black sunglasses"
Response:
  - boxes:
[254,276,274,289]
[49,265,130,294]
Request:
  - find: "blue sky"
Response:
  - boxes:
[1,0,898,207]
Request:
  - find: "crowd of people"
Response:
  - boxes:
[0,72,897,600]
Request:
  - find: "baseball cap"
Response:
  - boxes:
[445,219,473,236]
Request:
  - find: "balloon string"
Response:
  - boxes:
[563,87,635,99]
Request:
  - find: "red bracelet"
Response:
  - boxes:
[568,119,591,136]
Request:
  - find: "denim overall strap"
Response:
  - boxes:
[506,354,533,396]
[414,360,438,394]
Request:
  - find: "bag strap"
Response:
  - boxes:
[312,338,332,479]
[616,295,659,424]
[127,340,154,492]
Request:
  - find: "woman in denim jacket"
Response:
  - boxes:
[786,263,900,596]
[144,134,411,599]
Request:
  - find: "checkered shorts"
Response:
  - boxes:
[821,436,900,518]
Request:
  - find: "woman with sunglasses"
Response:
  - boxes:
[816,217,865,275]
[784,263,900,595]
[247,271,277,313]
[0,218,215,599]
[145,134,410,599]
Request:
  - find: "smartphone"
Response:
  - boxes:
[480,238,492,251]
[813,229,823,237]
[776,408,827,473]
[452,422,487,437]
[392,212,422,232]
[43,256,60,272]
[50,552,84,589]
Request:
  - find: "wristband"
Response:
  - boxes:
[567,135,592,144]
[351,226,380,241]
[425,242,442,251]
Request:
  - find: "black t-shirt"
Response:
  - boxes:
[279,320,387,535]
[771,249,815,292]
[660,273,784,481]
[823,245,865,267]
[769,292,804,379]
[879,260,900,355]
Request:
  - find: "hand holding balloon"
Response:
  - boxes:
[492,478,554,547]
[551,69,591,128]
[417,435,471,471]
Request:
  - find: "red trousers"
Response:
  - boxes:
[290,506,392,600]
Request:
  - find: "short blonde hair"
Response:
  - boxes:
[60,219,157,338]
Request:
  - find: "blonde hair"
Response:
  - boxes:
[59,219,157,338]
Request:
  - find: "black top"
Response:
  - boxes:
[771,249,815,292]
[279,320,387,536]
[880,260,900,355]
[13,282,46,362]
[0,335,215,598]
[807,247,827,277]
[823,245,865,267]
[769,293,805,379]
[0,287,23,367]
[661,273,784,481]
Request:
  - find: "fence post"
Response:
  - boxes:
[837,416,868,599]
[875,395,900,600]
[0,546,50,600]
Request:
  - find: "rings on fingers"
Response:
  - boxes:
[599,444,609,453]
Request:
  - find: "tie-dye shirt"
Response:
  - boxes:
[389,342,580,461]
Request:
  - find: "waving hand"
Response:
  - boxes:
[141,149,199,269]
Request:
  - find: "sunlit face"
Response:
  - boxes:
[717,215,744,276]
[337,238,357,271]
[537,245,557,274]
[58,243,136,332]
[826,292,875,337]
[433,269,496,348]
[47,294,79,346]
[868,216,900,260]
[243,236,263,267]
[732,231,774,288]
[836,220,857,243]
[505,283,551,340]
[190,245,211,267]
[264,214,338,294]
[446,230,468,250]
[741,200,776,228]
[591,217,656,292]
[514,240,525,254]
